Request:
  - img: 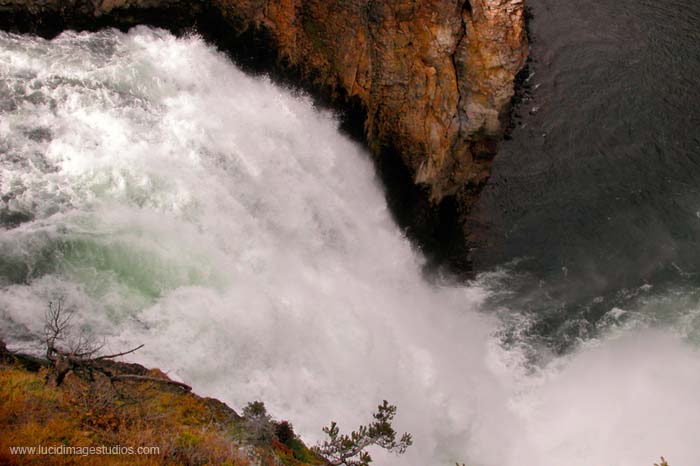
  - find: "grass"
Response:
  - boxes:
[0,356,324,466]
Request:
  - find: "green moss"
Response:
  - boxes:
[288,437,318,463]
[176,431,203,449]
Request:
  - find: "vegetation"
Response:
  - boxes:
[0,362,231,464]
[0,309,323,466]
[0,351,327,466]
[241,401,276,443]
[0,300,411,466]
[1,332,669,466]
[313,400,412,466]
[1,297,668,466]
[43,298,188,390]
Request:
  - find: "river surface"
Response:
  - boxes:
[1,1,699,465]
[475,0,700,351]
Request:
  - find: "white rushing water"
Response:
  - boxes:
[1,27,700,466]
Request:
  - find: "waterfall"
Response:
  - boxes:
[1,27,699,466]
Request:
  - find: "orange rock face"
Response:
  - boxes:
[211,0,528,205]
[1,0,528,247]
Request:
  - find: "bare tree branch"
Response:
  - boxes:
[94,344,145,361]
[41,297,148,388]
[44,298,73,361]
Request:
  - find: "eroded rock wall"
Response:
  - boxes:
[211,0,528,204]
[0,0,527,266]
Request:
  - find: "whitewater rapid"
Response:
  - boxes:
[1,28,699,466]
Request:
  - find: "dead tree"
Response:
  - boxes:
[43,298,189,391]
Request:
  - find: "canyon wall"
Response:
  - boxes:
[0,0,528,266]
[211,0,528,205]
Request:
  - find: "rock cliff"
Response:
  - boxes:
[0,0,528,269]
[209,0,528,208]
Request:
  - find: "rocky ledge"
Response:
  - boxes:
[0,341,325,466]
[0,0,528,270]
[218,0,529,201]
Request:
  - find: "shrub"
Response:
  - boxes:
[242,401,275,443]
[275,421,296,445]
[314,400,412,466]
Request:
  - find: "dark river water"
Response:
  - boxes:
[472,0,700,349]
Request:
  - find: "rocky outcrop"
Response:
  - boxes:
[210,0,528,204]
[0,0,527,268]
[0,338,325,466]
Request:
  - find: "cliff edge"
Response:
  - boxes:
[215,0,528,202]
[0,0,528,268]
[0,341,325,466]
